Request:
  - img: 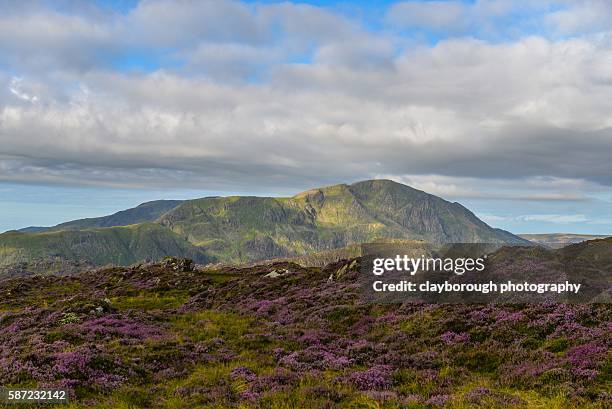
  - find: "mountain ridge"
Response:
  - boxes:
[1,179,530,273]
[519,233,611,248]
[17,200,184,233]
[156,179,530,261]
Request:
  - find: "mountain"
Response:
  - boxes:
[18,200,183,233]
[159,179,529,262]
[1,179,529,271]
[519,233,610,249]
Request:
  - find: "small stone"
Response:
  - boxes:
[265,270,282,278]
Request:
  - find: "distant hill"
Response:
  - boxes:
[1,179,529,272]
[18,200,183,233]
[519,233,610,248]
[0,223,209,273]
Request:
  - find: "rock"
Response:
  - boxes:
[264,268,290,278]
[265,270,282,278]
[161,256,194,272]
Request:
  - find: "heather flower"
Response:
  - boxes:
[496,310,525,323]
[564,342,606,378]
[468,308,491,324]
[0,255,610,407]
[465,386,491,402]
[230,366,257,382]
[440,331,469,345]
[73,315,163,341]
[376,312,399,324]
[91,372,125,390]
[345,365,392,390]
[272,347,285,360]
[426,394,450,407]
[251,368,298,393]
[572,368,599,380]
[52,349,92,376]
[240,390,260,401]
[279,346,352,370]
[215,348,236,363]
[565,343,606,367]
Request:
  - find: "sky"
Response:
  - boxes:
[1,0,612,235]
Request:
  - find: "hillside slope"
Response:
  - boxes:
[159,179,529,262]
[520,233,610,248]
[0,253,608,407]
[0,223,209,270]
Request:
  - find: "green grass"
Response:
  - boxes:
[111,291,188,311]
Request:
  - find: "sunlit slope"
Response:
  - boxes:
[159,179,529,262]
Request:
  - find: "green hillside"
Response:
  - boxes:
[0,223,209,268]
[159,179,529,262]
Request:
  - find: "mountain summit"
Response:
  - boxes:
[158,179,527,262]
[0,179,529,274]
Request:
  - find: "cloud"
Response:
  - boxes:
[387,1,468,32]
[516,214,590,223]
[384,174,591,201]
[545,1,612,35]
[8,78,38,102]
[480,213,595,225]
[0,0,611,209]
[0,6,117,72]
[386,0,559,38]
[126,0,268,48]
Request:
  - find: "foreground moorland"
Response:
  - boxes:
[0,255,610,408]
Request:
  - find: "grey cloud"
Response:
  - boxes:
[126,0,269,48]
[0,0,360,76]
[386,174,591,202]
[313,35,396,69]
[0,8,117,72]
[182,43,282,81]
[1,1,612,203]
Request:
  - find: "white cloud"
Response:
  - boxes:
[546,1,612,35]
[480,213,593,224]
[516,214,590,223]
[8,77,38,102]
